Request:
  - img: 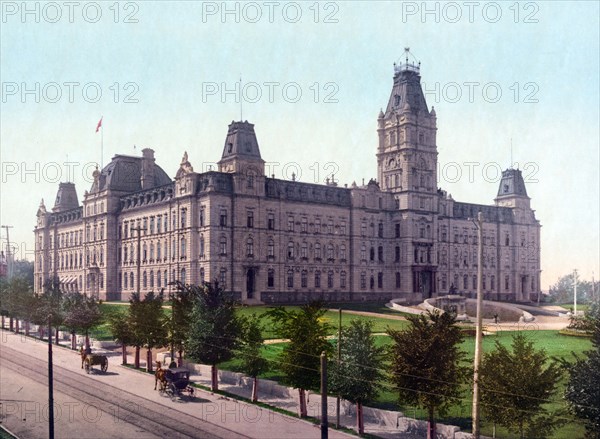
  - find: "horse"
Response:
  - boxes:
[154,361,167,390]
[79,346,92,369]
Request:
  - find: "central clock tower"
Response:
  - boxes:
[376,54,438,212]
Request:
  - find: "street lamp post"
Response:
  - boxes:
[573,269,578,317]
[471,212,484,438]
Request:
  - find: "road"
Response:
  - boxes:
[0,330,354,439]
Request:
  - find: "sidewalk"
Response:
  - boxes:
[0,329,354,439]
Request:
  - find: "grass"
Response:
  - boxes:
[93,302,592,438]
[236,305,409,339]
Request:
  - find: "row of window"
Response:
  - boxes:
[279,269,348,289]
[119,237,187,265]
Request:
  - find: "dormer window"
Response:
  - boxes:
[394,95,400,106]
[227,142,233,153]
[503,184,509,193]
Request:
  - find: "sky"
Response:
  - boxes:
[1,1,598,290]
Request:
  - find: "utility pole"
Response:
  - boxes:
[336,308,342,429]
[320,351,328,439]
[48,314,55,439]
[131,225,143,293]
[573,269,578,317]
[471,212,484,438]
[2,225,14,278]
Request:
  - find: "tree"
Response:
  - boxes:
[13,259,34,286]
[108,310,133,365]
[168,281,197,367]
[185,281,241,391]
[330,319,385,435]
[267,301,332,418]
[237,313,269,402]
[126,291,167,371]
[563,299,600,438]
[387,311,468,439]
[480,332,564,438]
[549,273,597,304]
[32,277,64,344]
[62,292,103,350]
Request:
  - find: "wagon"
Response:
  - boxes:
[159,367,195,401]
[84,354,108,374]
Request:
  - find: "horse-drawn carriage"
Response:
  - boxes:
[79,347,108,374]
[157,366,195,401]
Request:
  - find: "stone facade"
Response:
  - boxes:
[34,61,541,303]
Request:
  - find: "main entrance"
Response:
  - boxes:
[413,269,435,298]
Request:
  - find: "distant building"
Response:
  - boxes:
[34,60,541,303]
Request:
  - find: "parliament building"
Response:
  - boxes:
[34,60,541,303]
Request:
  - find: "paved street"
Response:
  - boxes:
[0,330,354,439]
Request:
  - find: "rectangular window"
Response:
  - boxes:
[199,208,205,227]
[181,208,187,228]
[340,221,346,235]
[315,218,321,234]
[267,214,275,230]
[220,210,227,227]
[301,217,308,233]
[395,246,400,262]
[378,223,384,238]
[395,223,400,238]
[247,211,254,228]
[288,216,294,232]
[267,270,274,288]
[377,272,383,288]
[395,272,401,288]
[360,273,366,290]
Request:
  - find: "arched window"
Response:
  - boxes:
[287,241,294,259]
[463,275,468,290]
[315,271,321,288]
[340,271,347,288]
[268,239,274,257]
[314,242,321,260]
[130,273,134,289]
[246,237,254,257]
[340,244,347,261]
[199,235,204,256]
[143,243,147,261]
[180,237,186,258]
[267,269,274,288]
[301,270,308,288]
[124,272,128,289]
[150,243,154,260]
[327,271,334,288]
[157,270,161,288]
[143,271,147,288]
[287,269,294,288]
[327,243,334,260]
[150,271,154,288]
[157,241,161,260]
[199,268,205,283]
[396,272,401,288]
[181,268,186,283]
[219,236,227,255]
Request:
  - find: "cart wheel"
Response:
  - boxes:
[84,361,91,374]
[101,360,108,373]
[168,383,178,401]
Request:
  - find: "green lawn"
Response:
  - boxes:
[235,305,409,339]
[93,302,592,437]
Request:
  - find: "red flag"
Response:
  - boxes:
[95,116,103,133]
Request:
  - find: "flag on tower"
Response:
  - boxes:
[95,116,103,133]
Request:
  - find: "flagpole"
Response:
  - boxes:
[101,124,104,169]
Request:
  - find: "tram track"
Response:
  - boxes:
[0,345,250,439]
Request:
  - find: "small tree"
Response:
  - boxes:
[563,301,600,438]
[140,290,168,372]
[62,292,103,350]
[237,313,269,402]
[267,301,332,418]
[32,277,64,344]
[186,281,241,391]
[387,311,468,439]
[108,310,133,365]
[330,319,384,435]
[127,291,168,371]
[480,332,564,438]
[168,281,196,366]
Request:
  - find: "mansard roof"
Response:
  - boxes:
[92,154,171,194]
[384,64,430,118]
[218,121,264,163]
[496,168,529,198]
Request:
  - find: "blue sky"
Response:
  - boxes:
[1,1,598,289]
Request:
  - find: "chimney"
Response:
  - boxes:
[141,148,155,190]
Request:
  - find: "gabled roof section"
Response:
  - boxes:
[219,121,263,162]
